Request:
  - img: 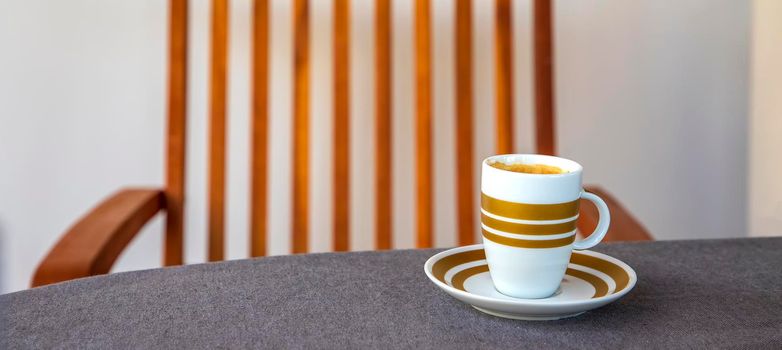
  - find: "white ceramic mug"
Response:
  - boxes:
[481,154,610,299]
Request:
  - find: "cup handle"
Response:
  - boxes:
[572,191,611,250]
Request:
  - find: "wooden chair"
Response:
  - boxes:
[31,0,651,288]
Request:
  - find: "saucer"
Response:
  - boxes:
[424,244,637,320]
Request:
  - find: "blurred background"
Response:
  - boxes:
[0,0,780,294]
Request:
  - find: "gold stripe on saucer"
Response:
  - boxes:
[481,213,577,235]
[431,249,486,283]
[481,193,579,221]
[448,263,609,299]
[571,252,631,292]
[451,265,489,291]
[429,248,630,297]
[566,268,609,298]
[482,229,575,248]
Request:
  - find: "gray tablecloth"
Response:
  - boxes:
[2,238,781,349]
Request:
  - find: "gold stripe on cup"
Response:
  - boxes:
[480,213,577,235]
[481,193,579,221]
[482,229,575,248]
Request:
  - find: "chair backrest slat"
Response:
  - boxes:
[495,0,514,154]
[375,0,392,250]
[250,0,269,257]
[333,0,350,251]
[533,0,555,155]
[414,0,433,248]
[208,0,229,261]
[455,0,474,246]
[164,0,188,266]
[292,0,310,254]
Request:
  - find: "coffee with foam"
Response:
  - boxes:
[488,161,566,174]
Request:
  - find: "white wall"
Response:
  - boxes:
[0,0,750,294]
[557,1,750,241]
[749,0,782,237]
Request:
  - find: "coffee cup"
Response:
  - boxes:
[481,154,610,299]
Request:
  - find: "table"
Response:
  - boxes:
[2,238,781,348]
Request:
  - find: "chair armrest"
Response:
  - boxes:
[579,185,653,241]
[31,188,166,287]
